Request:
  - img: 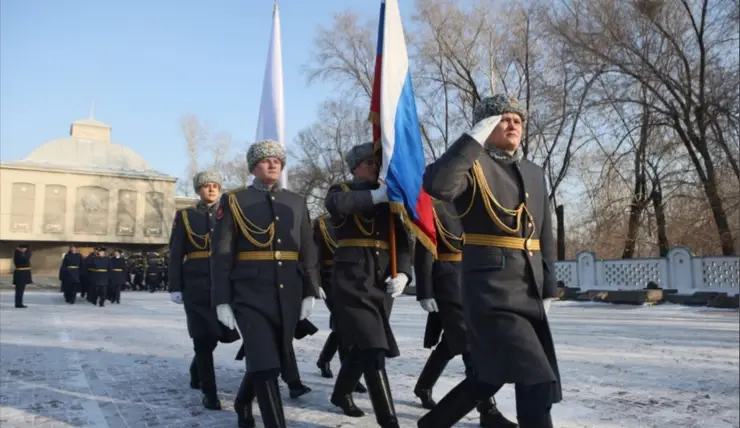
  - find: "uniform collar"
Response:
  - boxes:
[251,177,280,192]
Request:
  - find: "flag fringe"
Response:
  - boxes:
[389,201,438,258]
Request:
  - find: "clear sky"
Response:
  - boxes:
[0,0,382,180]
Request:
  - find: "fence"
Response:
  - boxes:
[554,246,740,296]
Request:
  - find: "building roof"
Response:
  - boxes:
[0,114,174,180]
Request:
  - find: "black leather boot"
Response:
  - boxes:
[414,345,451,409]
[195,352,221,410]
[338,346,367,393]
[255,377,286,428]
[189,357,200,389]
[287,381,312,399]
[478,397,518,427]
[330,358,366,417]
[417,377,479,428]
[316,331,339,378]
[518,412,553,428]
[364,367,399,428]
[234,373,256,428]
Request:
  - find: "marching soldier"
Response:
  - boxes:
[211,139,320,428]
[168,171,240,410]
[87,247,111,307]
[324,142,411,428]
[418,94,561,428]
[108,249,126,304]
[414,200,516,427]
[145,255,163,292]
[83,251,96,303]
[12,244,32,309]
[313,214,367,392]
[59,244,83,304]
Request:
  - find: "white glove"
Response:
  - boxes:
[319,287,327,300]
[169,291,183,304]
[370,184,389,204]
[543,298,553,315]
[419,298,438,313]
[385,273,409,298]
[466,115,502,146]
[300,296,315,320]
[216,304,236,329]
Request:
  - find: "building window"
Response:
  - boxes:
[10,182,36,233]
[43,185,67,234]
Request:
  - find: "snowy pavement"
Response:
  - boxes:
[0,292,738,428]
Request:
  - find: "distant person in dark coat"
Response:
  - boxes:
[13,244,32,308]
[59,244,83,304]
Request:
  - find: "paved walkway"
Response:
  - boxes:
[0,292,738,427]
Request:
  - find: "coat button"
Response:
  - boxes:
[278,261,282,266]
[271,196,276,200]
[275,216,280,221]
[375,251,380,256]
[529,251,534,256]
[277,238,281,243]
[528,222,533,228]
[280,284,284,289]
[525,192,530,198]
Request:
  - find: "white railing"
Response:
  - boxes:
[555,246,740,296]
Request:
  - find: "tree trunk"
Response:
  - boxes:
[650,189,670,257]
[701,168,737,255]
[622,200,643,259]
[555,204,565,261]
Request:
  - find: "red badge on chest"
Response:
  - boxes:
[216,206,223,220]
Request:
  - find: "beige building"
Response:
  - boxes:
[0,114,195,273]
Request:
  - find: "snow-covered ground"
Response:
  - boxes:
[0,292,737,428]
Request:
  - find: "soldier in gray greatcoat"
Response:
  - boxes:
[313,214,368,393]
[417,94,561,428]
[324,142,412,428]
[169,171,240,410]
[414,200,516,427]
[211,140,320,428]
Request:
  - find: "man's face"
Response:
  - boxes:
[253,157,283,184]
[114,251,121,258]
[71,247,78,254]
[486,112,523,152]
[353,158,379,182]
[197,182,221,204]
[97,250,106,257]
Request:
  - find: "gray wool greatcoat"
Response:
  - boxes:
[169,202,240,343]
[414,200,468,356]
[210,185,320,374]
[423,134,562,404]
[324,180,412,358]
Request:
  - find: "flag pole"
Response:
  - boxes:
[389,206,397,277]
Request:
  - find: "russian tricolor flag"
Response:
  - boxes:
[370,0,437,254]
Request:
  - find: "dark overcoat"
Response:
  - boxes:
[108,257,128,287]
[59,252,83,293]
[13,249,32,286]
[324,180,412,358]
[169,202,240,343]
[415,200,468,355]
[313,214,338,328]
[423,134,562,403]
[211,185,319,374]
[87,256,111,287]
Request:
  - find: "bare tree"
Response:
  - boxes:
[178,114,210,196]
[547,0,740,255]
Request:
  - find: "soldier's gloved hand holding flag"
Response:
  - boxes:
[419,298,438,313]
[385,272,408,297]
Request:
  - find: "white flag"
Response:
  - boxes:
[253,1,287,189]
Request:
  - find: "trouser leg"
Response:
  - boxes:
[14,284,26,307]
[193,336,220,410]
[234,372,256,428]
[189,356,200,389]
[414,342,453,409]
[515,383,555,428]
[330,348,366,417]
[316,331,340,378]
[361,348,399,428]
[253,369,286,428]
